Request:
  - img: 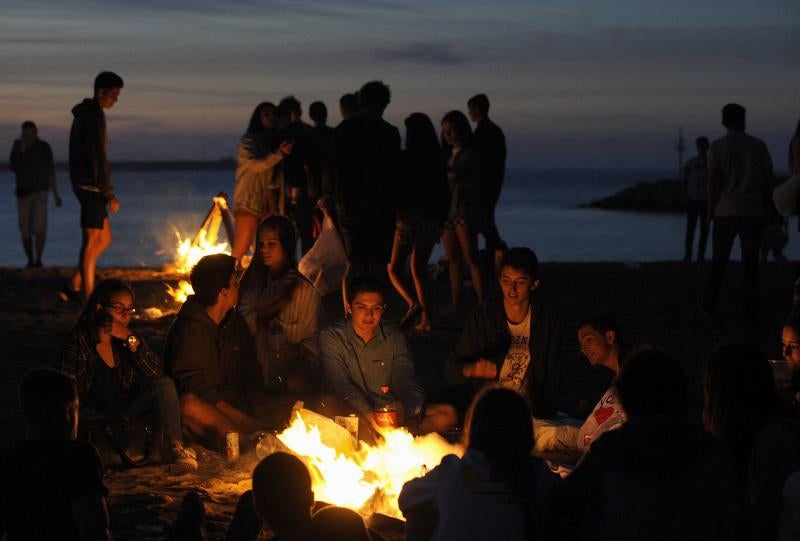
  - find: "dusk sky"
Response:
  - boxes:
[2,0,798,169]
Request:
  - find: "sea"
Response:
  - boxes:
[0,167,792,267]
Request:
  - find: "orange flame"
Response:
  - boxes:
[276,410,462,518]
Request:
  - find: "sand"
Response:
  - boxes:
[0,260,794,539]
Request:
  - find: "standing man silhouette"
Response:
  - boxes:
[61,71,124,302]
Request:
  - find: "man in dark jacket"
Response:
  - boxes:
[278,96,315,254]
[468,94,508,272]
[164,254,285,447]
[322,81,401,312]
[445,247,561,418]
[61,71,123,302]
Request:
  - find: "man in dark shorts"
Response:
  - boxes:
[9,120,62,268]
[61,71,124,303]
[0,368,111,540]
[323,81,401,310]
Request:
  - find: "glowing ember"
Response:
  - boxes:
[276,411,462,518]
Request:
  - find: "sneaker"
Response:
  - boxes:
[169,442,198,474]
[58,284,82,305]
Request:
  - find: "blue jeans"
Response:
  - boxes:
[124,376,184,445]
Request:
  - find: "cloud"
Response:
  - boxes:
[375,42,468,66]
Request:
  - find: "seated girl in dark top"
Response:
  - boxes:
[60,279,197,473]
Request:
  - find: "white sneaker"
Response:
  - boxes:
[169,442,198,474]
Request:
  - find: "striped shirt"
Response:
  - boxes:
[238,267,325,389]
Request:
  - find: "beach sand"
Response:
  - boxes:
[0,261,793,539]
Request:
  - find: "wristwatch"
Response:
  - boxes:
[126,334,140,351]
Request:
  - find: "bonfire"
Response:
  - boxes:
[165,194,233,303]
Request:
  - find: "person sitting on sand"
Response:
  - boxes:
[238,215,325,394]
[60,278,197,472]
[0,369,111,540]
[310,506,374,541]
[560,349,737,540]
[780,312,800,410]
[704,343,800,540]
[445,247,561,419]
[319,273,457,436]
[399,387,560,541]
[534,314,626,457]
[164,254,290,447]
[226,452,316,541]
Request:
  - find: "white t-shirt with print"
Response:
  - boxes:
[498,307,532,395]
[577,386,626,450]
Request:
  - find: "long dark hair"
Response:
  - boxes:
[239,215,297,292]
[405,113,440,154]
[440,110,473,149]
[703,343,786,480]
[76,279,134,329]
[464,387,542,538]
[246,102,276,134]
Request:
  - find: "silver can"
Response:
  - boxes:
[226,431,240,462]
[335,414,359,442]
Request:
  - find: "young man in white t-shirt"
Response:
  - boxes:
[446,247,561,419]
[575,315,626,450]
[533,315,626,458]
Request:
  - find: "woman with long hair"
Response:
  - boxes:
[399,387,558,540]
[704,343,800,540]
[387,113,450,331]
[440,110,485,312]
[232,102,294,261]
[238,215,324,395]
[60,279,197,472]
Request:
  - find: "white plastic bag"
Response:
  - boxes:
[298,214,347,296]
[773,175,800,219]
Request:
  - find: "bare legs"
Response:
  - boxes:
[387,232,435,331]
[69,218,112,298]
[441,224,484,308]
[231,210,261,261]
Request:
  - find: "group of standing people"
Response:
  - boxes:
[230,81,509,330]
[681,103,797,322]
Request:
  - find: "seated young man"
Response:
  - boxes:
[164,254,290,447]
[534,315,627,456]
[0,369,111,541]
[445,247,561,419]
[319,273,457,436]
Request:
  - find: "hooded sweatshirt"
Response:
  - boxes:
[163,296,265,411]
[561,415,737,541]
[69,98,114,201]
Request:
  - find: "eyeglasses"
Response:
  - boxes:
[104,303,136,315]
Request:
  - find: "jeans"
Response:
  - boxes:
[685,200,709,260]
[124,376,184,445]
[706,216,763,314]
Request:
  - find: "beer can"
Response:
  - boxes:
[373,406,398,429]
[226,431,240,462]
[335,414,359,441]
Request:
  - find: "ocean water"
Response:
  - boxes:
[0,168,791,267]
